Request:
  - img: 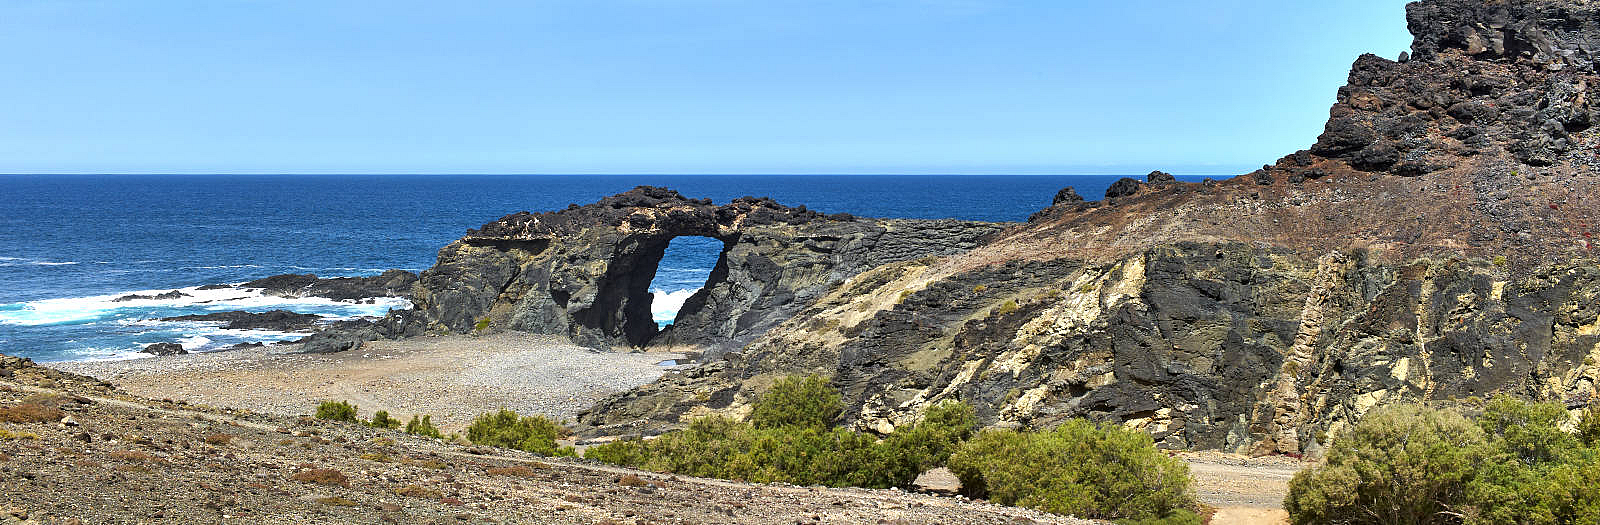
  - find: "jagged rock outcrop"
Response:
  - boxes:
[140,343,186,356]
[241,269,418,301]
[160,310,322,331]
[573,0,1600,456]
[405,186,1004,351]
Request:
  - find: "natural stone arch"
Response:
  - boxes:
[405,186,1007,351]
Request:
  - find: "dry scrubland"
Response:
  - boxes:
[0,355,1091,524]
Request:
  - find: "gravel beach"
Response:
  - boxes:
[47,333,684,432]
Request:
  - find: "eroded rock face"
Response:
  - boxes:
[578,243,1600,455]
[575,0,1600,456]
[405,186,1004,351]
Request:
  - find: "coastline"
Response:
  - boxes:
[45,332,684,432]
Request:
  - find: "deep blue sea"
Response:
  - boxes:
[0,174,1198,362]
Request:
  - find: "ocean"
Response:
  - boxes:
[0,174,1200,362]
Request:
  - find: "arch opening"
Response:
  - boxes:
[646,236,724,330]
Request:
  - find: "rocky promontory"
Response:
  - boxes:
[567,0,1600,456]
[286,0,1600,459]
[400,186,1005,352]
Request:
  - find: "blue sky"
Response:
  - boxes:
[0,1,1412,175]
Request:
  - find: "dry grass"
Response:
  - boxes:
[315,496,360,507]
[0,403,63,424]
[617,474,649,487]
[204,434,233,446]
[0,429,39,440]
[394,484,442,499]
[290,468,350,487]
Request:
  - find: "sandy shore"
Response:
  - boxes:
[47,333,683,432]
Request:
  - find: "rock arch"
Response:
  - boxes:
[404,186,1006,351]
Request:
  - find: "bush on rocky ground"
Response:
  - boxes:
[314,400,359,423]
[748,374,840,430]
[585,402,975,489]
[368,410,401,429]
[466,408,575,457]
[406,414,442,438]
[585,374,974,489]
[947,419,1198,524]
[1286,397,1600,525]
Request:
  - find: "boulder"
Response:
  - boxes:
[1104,177,1142,199]
[1146,170,1176,183]
[1051,187,1085,205]
[140,343,186,356]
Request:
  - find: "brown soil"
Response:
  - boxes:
[1,358,1093,524]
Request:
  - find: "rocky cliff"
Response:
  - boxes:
[401,186,1003,353]
[567,0,1600,456]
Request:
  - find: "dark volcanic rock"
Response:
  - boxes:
[140,343,186,356]
[295,320,383,354]
[404,186,1005,352]
[159,310,322,331]
[242,270,417,301]
[1104,177,1142,199]
[1146,170,1176,183]
[574,0,1600,458]
[1051,187,1084,205]
[111,290,188,302]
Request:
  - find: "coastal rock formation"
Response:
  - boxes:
[111,290,188,302]
[140,342,186,356]
[404,186,1004,351]
[160,310,322,331]
[571,0,1600,456]
[241,269,418,301]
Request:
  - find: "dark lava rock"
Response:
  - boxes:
[295,320,383,354]
[1104,178,1142,199]
[242,270,418,301]
[159,310,322,331]
[195,284,234,291]
[140,343,186,356]
[1051,187,1085,205]
[1146,170,1176,183]
[111,290,188,302]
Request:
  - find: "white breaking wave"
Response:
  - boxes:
[651,288,700,324]
[0,284,413,327]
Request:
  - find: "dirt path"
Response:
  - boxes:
[1180,451,1302,524]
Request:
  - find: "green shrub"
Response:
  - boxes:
[368,410,401,429]
[1286,404,1486,525]
[1578,402,1600,447]
[996,299,1019,315]
[474,317,490,331]
[466,408,575,457]
[1287,398,1600,525]
[584,399,977,489]
[314,401,359,423]
[748,375,841,430]
[947,419,1197,523]
[406,415,442,438]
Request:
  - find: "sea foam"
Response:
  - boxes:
[651,288,700,324]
